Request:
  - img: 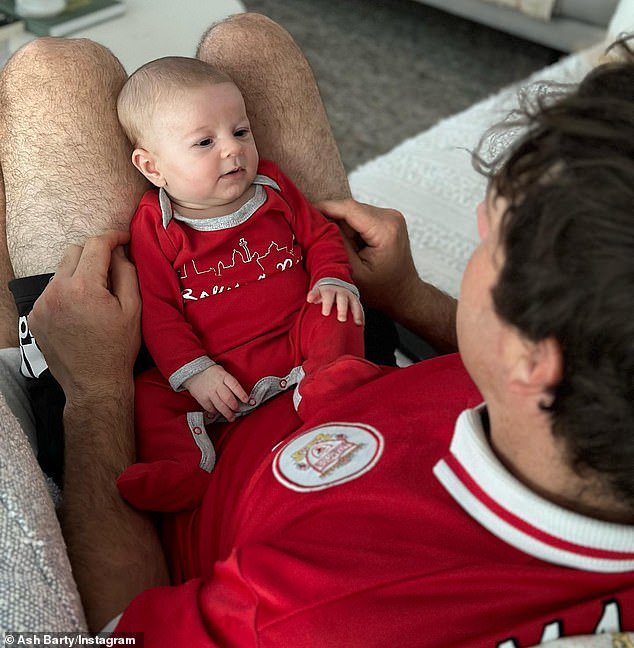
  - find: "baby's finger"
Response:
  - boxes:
[306,287,321,304]
[321,290,334,317]
[336,291,349,322]
[351,298,365,325]
[205,403,219,417]
[211,391,237,422]
[224,374,249,403]
[218,385,241,412]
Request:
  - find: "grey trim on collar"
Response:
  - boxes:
[253,174,280,192]
[173,185,266,232]
[159,186,173,229]
[159,174,281,231]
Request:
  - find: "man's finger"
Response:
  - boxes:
[317,201,357,242]
[317,199,374,231]
[110,246,141,311]
[74,230,130,280]
[53,244,83,279]
[321,200,407,256]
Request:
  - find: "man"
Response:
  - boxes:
[1,13,632,647]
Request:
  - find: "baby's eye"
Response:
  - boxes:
[197,138,212,147]
[234,128,249,138]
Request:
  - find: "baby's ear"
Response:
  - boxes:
[131,148,165,187]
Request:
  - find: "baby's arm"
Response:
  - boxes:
[259,162,362,325]
[184,365,250,422]
[307,282,364,325]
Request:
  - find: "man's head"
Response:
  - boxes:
[461,39,634,515]
[117,56,259,217]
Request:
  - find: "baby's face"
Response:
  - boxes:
[148,81,259,218]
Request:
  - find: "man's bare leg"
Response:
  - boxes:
[0,168,17,348]
[0,37,148,278]
[197,13,350,203]
[0,38,167,631]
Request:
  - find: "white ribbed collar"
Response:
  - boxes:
[434,406,634,573]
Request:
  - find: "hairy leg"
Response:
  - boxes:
[0,168,17,347]
[197,13,350,203]
[0,37,147,278]
[0,39,167,629]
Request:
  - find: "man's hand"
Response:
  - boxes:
[306,283,364,325]
[184,365,250,421]
[316,198,420,318]
[318,198,458,353]
[28,230,169,632]
[28,230,141,403]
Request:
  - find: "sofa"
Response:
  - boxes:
[411,0,619,52]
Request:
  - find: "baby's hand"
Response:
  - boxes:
[306,284,364,325]
[184,365,249,421]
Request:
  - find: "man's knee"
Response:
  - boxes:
[1,37,125,95]
[197,12,292,58]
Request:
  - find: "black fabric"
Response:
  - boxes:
[395,323,440,363]
[9,273,54,319]
[22,370,65,488]
[363,307,399,366]
[9,274,65,487]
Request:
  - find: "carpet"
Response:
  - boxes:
[242,0,561,172]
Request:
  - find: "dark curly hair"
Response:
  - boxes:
[473,37,634,514]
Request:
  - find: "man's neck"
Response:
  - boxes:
[485,405,633,524]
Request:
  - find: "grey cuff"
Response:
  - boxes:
[313,277,360,299]
[169,356,216,391]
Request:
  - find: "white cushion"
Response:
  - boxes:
[608,0,634,37]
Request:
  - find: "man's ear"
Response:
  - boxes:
[508,335,563,396]
[131,148,165,187]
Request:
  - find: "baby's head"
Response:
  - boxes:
[117,56,259,218]
[117,56,234,149]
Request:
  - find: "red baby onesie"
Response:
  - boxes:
[118,159,364,511]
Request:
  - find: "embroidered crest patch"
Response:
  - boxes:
[273,422,384,492]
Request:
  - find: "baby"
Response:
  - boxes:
[115,56,366,511]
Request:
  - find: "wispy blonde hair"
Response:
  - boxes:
[117,56,233,147]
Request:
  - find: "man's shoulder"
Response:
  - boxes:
[395,353,481,410]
